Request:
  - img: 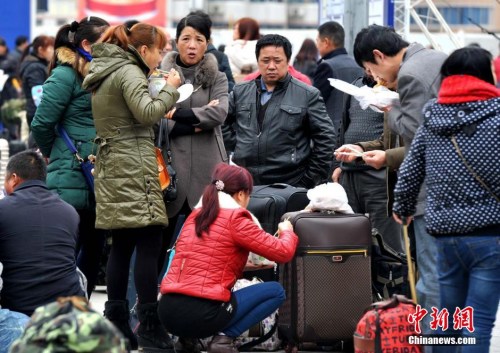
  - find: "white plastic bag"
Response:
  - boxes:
[328,78,399,112]
[354,85,400,112]
[305,182,354,214]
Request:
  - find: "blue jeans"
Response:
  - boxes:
[222,281,285,337]
[414,216,440,340]
[434,235,500,353]
[0,309,29,353]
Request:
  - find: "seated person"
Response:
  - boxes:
[0,262,30,353]
[9,296,128,353]
[0,151,84,316]
[158,163,298,353]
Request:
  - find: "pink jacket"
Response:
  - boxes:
[243,65,312,85]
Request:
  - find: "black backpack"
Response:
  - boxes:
[371,229,412,300]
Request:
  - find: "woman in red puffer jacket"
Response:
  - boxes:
[159,163,298,353]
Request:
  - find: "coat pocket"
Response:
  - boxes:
[279,104,303,132]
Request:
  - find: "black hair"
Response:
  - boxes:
[0,36,6,47]
[15,35,28,47]
[441,47,495,86]
[50,16,109,74]
[6,151,47,182]
[188,10,213,28]
[124,19,140,30]
[176,14,211,42]
[318,21,345,48]
[255,34,292,62]
[353,25,409,68]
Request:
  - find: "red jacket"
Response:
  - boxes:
[243,65,312,85]
[160,204,298,302]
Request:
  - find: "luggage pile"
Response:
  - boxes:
[242,183,416,352]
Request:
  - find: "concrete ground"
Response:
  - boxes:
[90,288,500,353]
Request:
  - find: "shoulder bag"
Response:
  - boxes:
[157,119,178,202]
[57,124,94,192]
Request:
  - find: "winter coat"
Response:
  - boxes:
[31,47,96,210]
[313,48,364,134]
[393,76,500,235]
[0,53,21,106]
[82,43,179,229]
[206,43,235,92]
[226,74,335,188]
[387,43,447,216]
[160,52,229,218]
[19,54,49,122]
[225,39,258,76]
[160,191,298,302]
[0,180,84,316]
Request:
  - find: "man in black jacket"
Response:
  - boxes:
[225,34,335,188]
[0,151,84,316]
[313,21,363,136]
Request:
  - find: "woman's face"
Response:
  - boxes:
[176,26,207,67]
[140,44,163,72]
[39,45,54,61]
[234,190,250,209]
[232,22,240,40]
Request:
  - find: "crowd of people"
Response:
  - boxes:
[0,10,499,353]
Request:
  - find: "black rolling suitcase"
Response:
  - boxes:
[245,183,309,281]
[247,183,309,234]
[279,210,373,349]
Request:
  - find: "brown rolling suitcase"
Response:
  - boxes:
[279,210,373,349]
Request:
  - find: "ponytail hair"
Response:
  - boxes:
[50,16,109,74]
[195,163,254,237]
[100,23,167,53]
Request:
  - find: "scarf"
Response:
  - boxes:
[437,75,500,104]
[77,47,93,62]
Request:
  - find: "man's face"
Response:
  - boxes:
[3,173,16,195]
[258,45,289,85]
[315,34,329,58]
[362,49,400,90]
[0,44,7,57]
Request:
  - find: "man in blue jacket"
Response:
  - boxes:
[0,151,84,316]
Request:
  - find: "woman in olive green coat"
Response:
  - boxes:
[31,17,109,299]
[82,23,180,353]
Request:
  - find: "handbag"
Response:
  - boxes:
[157,119,178,202]
[57,124,94,191]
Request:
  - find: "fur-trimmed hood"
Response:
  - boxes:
[55,46,90,78]
[160,52,219,88]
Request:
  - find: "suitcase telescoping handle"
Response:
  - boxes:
[267,183,291,189]
[402,217,417,304]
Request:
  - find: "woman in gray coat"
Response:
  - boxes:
[159,14,228,270]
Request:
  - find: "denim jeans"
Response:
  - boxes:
[222,281,285,337]
[414,216,440,353]
[434,235,500,353]
[0,309,29,353]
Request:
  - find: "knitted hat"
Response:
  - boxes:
[9,297,129,353]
